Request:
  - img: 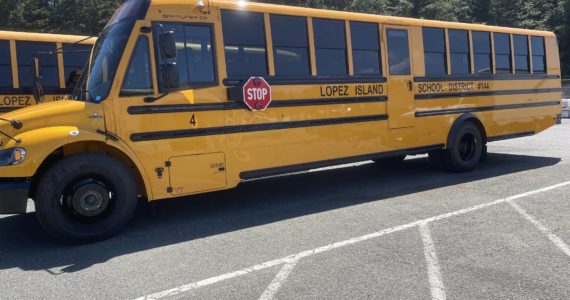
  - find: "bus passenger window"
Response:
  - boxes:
[386,29,410,75]
[0,40,12,88]
[17,41,60,88]
[494,33,512,74]
[423,28,447,75]
[159,23,216,87]
[222,10,268,78]
[62,43,92,88]
[350,21,381,76]
[531,36,546,73]
[472,31,492,74]
[270,14,310,76]
[120,36,153,96]
[313,18,348,76]
[449,29,470,75]
[513,35,530,73]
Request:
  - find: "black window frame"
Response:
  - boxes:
[350,21,382,77]
[312,18,349,77]
[513,34,530,74]
[270,14,311,77]
[531,36,546,74]
[153,22,218,92]
[120,35,154,97]
[221,9,269,80]
[0,40,12,88]
[493,32,512,74]
[423,27,448,76]
[448,29,471,75]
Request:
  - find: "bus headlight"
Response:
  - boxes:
[0,148,27,166]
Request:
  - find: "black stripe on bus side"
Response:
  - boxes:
[127,96,388,115]
[130,114,388,142]
[223,77,387,86]
[0,107,14,113]
[487,131,536,142]
[415,88,562,100]
[415,101,561,117]
[239,144,445,180]
[414,74,560,82]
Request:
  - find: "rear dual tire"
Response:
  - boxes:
[35,153,138,244]
[430,122,484,172]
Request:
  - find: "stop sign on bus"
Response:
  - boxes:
[242,77,272,111]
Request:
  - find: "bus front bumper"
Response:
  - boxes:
[0,180,30,214]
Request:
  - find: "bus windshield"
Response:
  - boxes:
[86,0,149,102]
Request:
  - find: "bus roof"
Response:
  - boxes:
[0,30,96,44]
[150,0,555,37]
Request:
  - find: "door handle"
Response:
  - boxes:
[407,80,413,91]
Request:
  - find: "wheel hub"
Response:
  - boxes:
[71,184,110,217]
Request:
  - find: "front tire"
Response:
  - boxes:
[35,153,138,244]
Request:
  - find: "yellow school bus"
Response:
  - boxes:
[0,31,95,113]
[0,0,562,242]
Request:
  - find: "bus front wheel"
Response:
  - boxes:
[34,153,138,244]
[431,122,484,172]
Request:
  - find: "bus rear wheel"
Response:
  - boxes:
[34,153,138,244]
[431,122,484,172]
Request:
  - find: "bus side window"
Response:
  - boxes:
[350,21,381,76]
[313,18,348,76]
[386,29,410,75]
[63,43,92,88]
[513,35,530,73]
[0,40,12,88]
[531,36,546,73]
[494,33,512,74]
[156,23,216,89]
[120,36,153,96]
[423,27,447,75]
[222,10,268,78]
[16,41,60,89]
[472,31,492,74]
[270,14,310,77]
[449,29,470,75]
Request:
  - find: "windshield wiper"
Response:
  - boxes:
[144,92,170,103]
[0,117,23,129]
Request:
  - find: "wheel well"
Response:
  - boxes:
[30,141,147,200]
[447,114,488,149]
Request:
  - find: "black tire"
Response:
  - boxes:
[374,155,406,167]
[438,122,484,172]
[35,153,138,244]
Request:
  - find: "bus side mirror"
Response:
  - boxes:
[30,57,45,104]
[160,31,177,59]
[162,63,179,88]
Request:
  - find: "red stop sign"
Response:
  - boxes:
[242,77,272,111]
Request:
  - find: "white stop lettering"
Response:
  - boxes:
[247,88,268,101]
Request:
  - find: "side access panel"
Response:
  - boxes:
[167,153,227,196]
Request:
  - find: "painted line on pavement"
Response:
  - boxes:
[134,180,570,300]
[419,223,446,300]
[508,200,570,257]
[258,258,300,300]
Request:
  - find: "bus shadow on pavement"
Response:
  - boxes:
[0,152,561,273]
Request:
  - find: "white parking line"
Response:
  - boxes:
[508,200,570,257]
[134,181,570,300]
[419,223,446,300]
[258,258,300,300]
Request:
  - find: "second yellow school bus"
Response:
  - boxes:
[0,0,562,242]
[0,31,95,113]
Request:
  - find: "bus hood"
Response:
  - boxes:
[0,100,105,149]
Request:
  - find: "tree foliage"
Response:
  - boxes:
[0,0,569,75]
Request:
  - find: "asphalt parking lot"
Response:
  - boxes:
[1,120,569,300]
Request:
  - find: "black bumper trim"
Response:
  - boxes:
[0,180,30,214]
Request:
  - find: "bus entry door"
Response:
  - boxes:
[384,26,416,129]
